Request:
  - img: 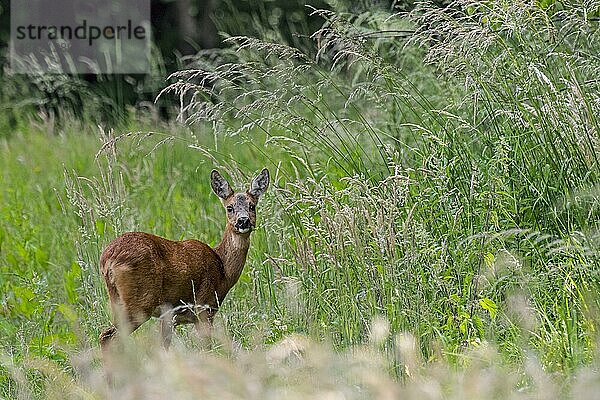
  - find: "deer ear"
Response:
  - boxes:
[211,170,233,199]
[248,168,269,199]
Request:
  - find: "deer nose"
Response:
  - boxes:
[235,217,251,229]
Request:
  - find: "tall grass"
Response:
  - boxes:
[158,0,600,365]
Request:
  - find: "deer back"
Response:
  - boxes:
[100,232,225,317]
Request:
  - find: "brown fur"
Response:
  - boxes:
[99,169,269,351]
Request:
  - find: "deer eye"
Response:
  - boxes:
[249,204,256,211]
[226,205,234,213]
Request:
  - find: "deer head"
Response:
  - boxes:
[210,168,270,234]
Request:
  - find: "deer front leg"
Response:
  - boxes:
[194,308,215,345]
[157,306,176,349]
[160,317,174,349]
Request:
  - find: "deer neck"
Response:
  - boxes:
[214,224,251,287]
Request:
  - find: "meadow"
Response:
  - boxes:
[1,1,600,398]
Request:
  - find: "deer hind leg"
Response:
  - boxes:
[99,325,118,351]
[99,314,149,385]
[100,291,151,351]
[105,262,156,340]
[99,311,149,350]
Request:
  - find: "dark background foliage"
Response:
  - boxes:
[0,0,455,127]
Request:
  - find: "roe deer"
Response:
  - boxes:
[98,168,269,351]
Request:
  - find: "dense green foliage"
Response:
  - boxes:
[1,1,600,398]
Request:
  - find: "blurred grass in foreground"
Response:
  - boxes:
[3,318,600,399]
